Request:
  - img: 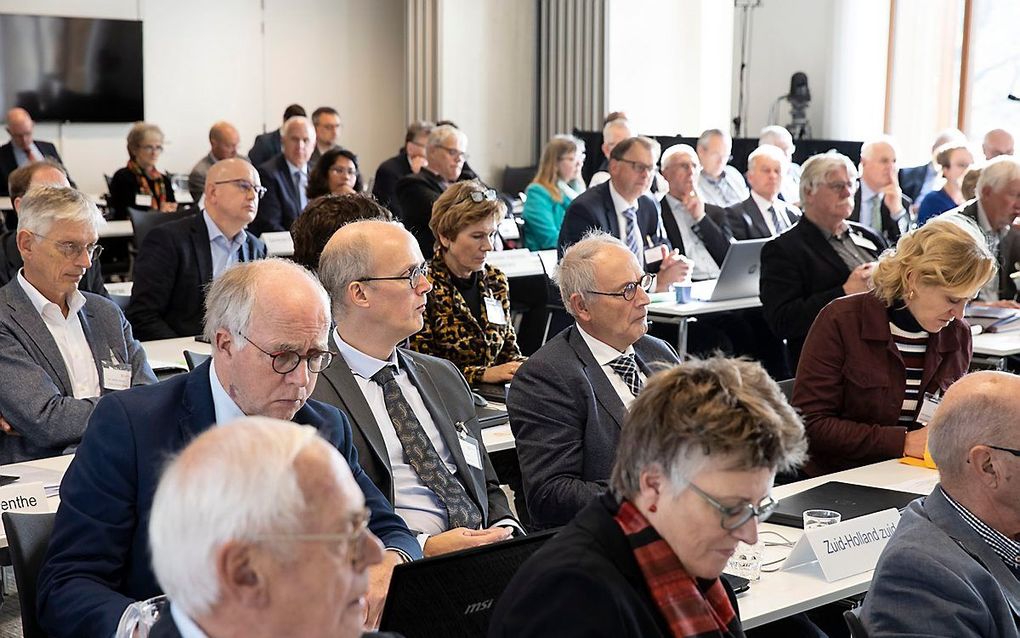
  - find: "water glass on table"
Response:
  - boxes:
[726,539,764,581]
[802,509,841,529]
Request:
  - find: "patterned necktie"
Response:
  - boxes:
[294,171,308,211]
[622,207,641,259]
[607,354,643,397]
[870,196,883,233]
[768,205,786,234]
[371,365,482,529]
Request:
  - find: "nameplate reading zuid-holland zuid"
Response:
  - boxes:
[0,482,48,514]
[782,508,900,582]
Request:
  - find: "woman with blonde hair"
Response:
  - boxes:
[521,135,585,250]
[793,217,995,476]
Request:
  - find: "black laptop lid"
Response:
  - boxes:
[770,481,922,528]
[379,530,556,638]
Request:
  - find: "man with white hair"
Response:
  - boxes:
[38,258,419,638]
[982,128,1014,160]
[759,124,802,204]
[727,144,801,240]
[0,186,154,463]
[760,153,884,364]
[862,371,1020,636]
[394,124,469,257]
[509,232,680,529]
[251,116,316,235]
[696,128,749,208]
[851,136,910,247]
[899,127,967,204]
[148,417,398,638]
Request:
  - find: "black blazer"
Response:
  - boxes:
[125,213,266,341]
[659,195,732,268]
[557,181,667,258]
[954,200,1019,300]
[150,613,403,638]
[108,167,176,221]
[373,149,413,216]
[0,140,68,196]
[725,195,801,240]
[0,230,107,297]
[850,185,911,248]
[394,169,446,257]
[898,163,930,203]
[489,493,743,638]
[246,128,281,168]
[312,343,516,529]
[251,154,305,235]
[760,217,883,364]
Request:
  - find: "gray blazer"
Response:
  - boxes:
[0,280,156,463]
[311,342,516,530]
[861,486,1020,636]
[507,325,680,529]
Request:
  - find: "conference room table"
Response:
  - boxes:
[646,282,762,357]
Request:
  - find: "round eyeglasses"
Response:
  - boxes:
[240,333,334,374]
[356,263,430,289]
[585,273,653,301]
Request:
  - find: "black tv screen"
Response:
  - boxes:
[0,13,143,123]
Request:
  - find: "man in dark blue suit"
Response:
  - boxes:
[558,136,690,291]
[0,107,74,197]
[246,103,306,168]
[37,258,420,638]
[250,116,316,235]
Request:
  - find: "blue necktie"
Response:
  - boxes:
[622,207,641,259]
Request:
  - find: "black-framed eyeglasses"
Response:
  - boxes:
[686,482,777,530]
[357,263,430,289]
[253,506,372,569]
[986,444,1020,457]
[617,158,656,174]
[240,333,334,374]
[437,144,469,161]
[31,232,104,261]
[213,178,268,199]
[464,189,497,204]
[586,273,653,301]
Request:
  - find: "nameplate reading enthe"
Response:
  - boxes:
[782,508,900,582]
[0,482,48,514]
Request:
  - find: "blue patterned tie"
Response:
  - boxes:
[607,354,643,397]
[768,205,787,234]
[622,207,641,259]
[371,365,482,529]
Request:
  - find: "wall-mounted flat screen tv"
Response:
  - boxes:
[0,13,143,123]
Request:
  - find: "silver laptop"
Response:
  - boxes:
[692,237,769,302]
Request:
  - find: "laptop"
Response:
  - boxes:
[692,237,769,302]
[379,530,557,638]
[770,481,922,528]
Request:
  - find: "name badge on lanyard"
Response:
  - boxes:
[484,296,507,325]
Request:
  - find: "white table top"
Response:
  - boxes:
[734,460,938,629]
[484,249,556,279]
[972,331,1020,357]
[98,219,133,238]
[647,292,762,318]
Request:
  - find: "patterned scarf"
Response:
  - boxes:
[614,499,741,638]
[126,158,168,209]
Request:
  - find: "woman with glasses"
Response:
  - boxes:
[306,148,363,199]
[915,142,975,226]
[794,217,995,477]
[409,180,527,385]
[109,122,177,220]
[491,357,808,637]
[521,135,586,250]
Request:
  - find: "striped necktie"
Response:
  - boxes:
[622,207,641,259]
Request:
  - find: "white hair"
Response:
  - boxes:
[428,124,466,149]
[859,135,899,162]
[149,418,323,618]
[747,144,788,172]
[556,231,635,318]
[977,154,1020,196]
[660,143,698,170]
[758,125,793,148]
[17,185,105,236]
[800,152,858,204]
[602,119,633,145]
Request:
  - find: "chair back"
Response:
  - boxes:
[128,208,192,253]
[777,378,795,402]
[184,350,211,371]
[501,165,537,197]
[2,511,56,638]
[843,608,869,638]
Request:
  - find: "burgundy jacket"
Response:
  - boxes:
[792,292,971,477]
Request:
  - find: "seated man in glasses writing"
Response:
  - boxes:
[508,232,680,530]
[0,185,154,464]
[126,158,267,341]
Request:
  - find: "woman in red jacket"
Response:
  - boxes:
[793,217,995,476]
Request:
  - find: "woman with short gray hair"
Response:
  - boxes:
[108,121,177,219]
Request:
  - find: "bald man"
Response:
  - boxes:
[983,128,1014,160]
[187,121,246,202]
[126,158,267,340]
[0,107,72,197]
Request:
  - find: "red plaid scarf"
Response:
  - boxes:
[126,158,168,209]
[614,499,740,638]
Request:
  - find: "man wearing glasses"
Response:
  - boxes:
[760,152,883,365]
[394,123,470,256]
[863,370,1020,636]
[126,158,267,341]
[372,119,434,217]
[0,185,154,464]
[313,220,521,556]
[508,232,680,530]
[38,258,420,638]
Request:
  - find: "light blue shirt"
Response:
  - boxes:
[859,181,908,235]
[916,163,939,204]
[285,159,308,210]
[697,165,749,208]
[202,211,247,279]
[208,359,246,423]
[11,142,43,167]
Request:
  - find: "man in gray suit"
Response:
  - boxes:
[862,370,1020,636]
[313,219,520,557]
[508,232,680,529]
[0,186,154,463]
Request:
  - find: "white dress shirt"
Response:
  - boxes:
[608,180,643,255]
[575,324,645,409]
[169,603,208,638]
[662,193,720,280]
[17,271,100,399]
[750,190,783,236]
[208,359,246,423]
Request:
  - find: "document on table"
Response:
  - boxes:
[14,466,64,497]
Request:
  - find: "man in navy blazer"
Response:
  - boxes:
[862,371,1020,636]
[0,107,74,197]
[246,103,305,168]
[726,144,801,241]
[126,158,267,341]
[509,234,679,529]
[250,116,316,235]
[37,259,420,638]
[558,136,690,291]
